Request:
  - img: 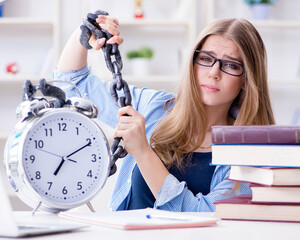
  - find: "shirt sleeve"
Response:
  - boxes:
[53,65,175,130]
[154,165,251,212]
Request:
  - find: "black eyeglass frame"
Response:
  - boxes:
[193,50,245,77]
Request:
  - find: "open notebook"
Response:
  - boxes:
[0,171,87,237]
[59,208,219,230]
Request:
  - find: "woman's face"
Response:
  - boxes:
[194,35,244,109]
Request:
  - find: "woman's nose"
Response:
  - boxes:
[208,60,222,80]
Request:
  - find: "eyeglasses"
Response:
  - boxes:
[193,50,245,77]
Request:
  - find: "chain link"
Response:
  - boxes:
[23,79,66,108]
[80,10,132,176]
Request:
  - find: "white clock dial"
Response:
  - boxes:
[22,109,110,207]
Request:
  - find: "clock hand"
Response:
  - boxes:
[36,148,77,163]
[35,148,62,158]
[66,139,91,158]
[53,156,77,176]
[53,157,65,176]
[66,158,77,163]
[53,140,91,176]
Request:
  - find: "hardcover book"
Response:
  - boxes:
[214,194,300,222]
[250,184,300,203]
[211,144,300,167]
[211,125,300,145]
[228,166,300,186]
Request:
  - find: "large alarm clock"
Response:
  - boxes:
[4,80,112,213]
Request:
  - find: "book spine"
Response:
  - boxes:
[211,126,300,145]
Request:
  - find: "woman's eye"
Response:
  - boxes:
[200,56,213,62]
[224,62,240,70]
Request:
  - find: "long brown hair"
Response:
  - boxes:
[150,18,275,169]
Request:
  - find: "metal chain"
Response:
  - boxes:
[22,79,66,108]
[80,10,132,176]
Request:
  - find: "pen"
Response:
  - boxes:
[146,214,194,221]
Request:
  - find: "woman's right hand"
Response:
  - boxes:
[88,14,124,50]
[57,14,123,71]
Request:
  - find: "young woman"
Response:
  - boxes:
[55,16,275,212]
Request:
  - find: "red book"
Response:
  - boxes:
[211,125,300,145]
[214,194,300,222]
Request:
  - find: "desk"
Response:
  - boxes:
[2,212,300,240]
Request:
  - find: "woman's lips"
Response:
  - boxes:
[201,84,220,93]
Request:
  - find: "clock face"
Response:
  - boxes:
[22,109,110,207]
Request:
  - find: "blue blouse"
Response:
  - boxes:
[128,152,216,210]
[53,65,252,212]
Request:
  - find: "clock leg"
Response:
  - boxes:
[32,201,42,216]
[86,201,95,212]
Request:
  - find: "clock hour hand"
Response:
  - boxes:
[54,140,91,176]
[53,156,77,176]
[53,158,65,176]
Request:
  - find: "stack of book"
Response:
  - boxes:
[211,125,300,222]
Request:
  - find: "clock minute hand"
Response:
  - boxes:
[66,139,91,158]
[53,140,91,176]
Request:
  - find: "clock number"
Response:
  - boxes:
[76,127,79,135]
[87,170,93,178]
[35,171,41,179]
[58,123,67,131]
[30,155,35,163]
[45,128,53,137]
[91,154,97,162]
[47,182,52,190]
[34,140,44,149]
[62,186,68,195]
[77,182,82,190]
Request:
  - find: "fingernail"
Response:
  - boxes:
[98,38,106,46]
[106,38,113,44]
[98,16,106,24]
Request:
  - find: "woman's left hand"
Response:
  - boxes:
[113,106,151,158]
